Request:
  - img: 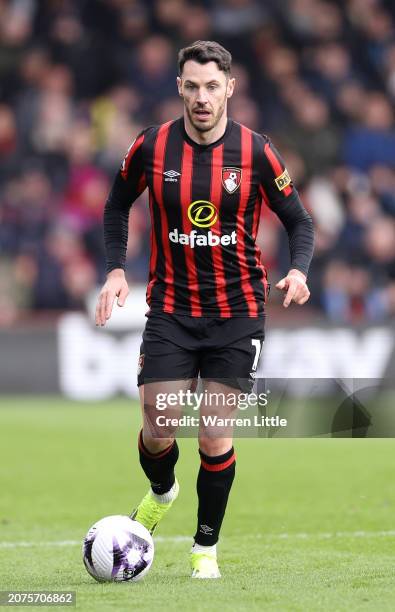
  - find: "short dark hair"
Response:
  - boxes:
[178,40,232,76]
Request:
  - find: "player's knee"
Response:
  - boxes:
[198,437,232,457]
[142,433,175,454]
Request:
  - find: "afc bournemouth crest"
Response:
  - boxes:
[137,353,144,376]
[222,167,242,194]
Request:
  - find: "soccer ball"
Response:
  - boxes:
[82,515,154,582]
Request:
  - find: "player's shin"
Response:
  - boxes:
[194,446,236,546]
[131,430,180,534]
[138,429,179,496]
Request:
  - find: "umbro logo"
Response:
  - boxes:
[199,524,214,535]
[163,169,181,182]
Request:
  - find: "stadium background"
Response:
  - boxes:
[0,0,395,326]
[0,0,395,395]
[1,1,395,609]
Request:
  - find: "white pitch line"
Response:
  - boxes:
[267,530,395,540]
[1,531,394,549]
[0,540,81,548]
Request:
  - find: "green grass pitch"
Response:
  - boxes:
[0,396,395,611]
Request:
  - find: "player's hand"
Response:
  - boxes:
[275,269,310,308]
[95,269,129,326]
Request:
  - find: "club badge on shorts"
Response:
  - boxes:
[222,167,242,194]
[137,353,144,375]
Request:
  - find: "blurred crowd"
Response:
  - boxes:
[0,0,395,325]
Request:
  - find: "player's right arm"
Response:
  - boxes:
[95,130,148,326]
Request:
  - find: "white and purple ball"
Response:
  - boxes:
[82,515,154,582]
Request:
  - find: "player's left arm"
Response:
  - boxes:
[259,139,314,308]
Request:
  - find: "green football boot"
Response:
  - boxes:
[190,551,221,579]
[130,479,179,534]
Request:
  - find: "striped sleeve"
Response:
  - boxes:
[259,137,314,277]
[104,128,149,273]
[260,138,295,206]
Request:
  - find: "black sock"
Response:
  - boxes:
[194,447,236,546]
[138,430,179,495]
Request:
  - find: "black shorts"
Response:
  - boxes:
[137,313,265,392]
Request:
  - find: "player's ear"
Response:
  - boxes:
[226,77,235,98]
[177,76,183,97]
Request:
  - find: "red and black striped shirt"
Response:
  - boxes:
[104,117,314,318]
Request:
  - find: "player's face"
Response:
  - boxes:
[177,61,235,133]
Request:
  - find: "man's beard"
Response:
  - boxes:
[186,98,226,133]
